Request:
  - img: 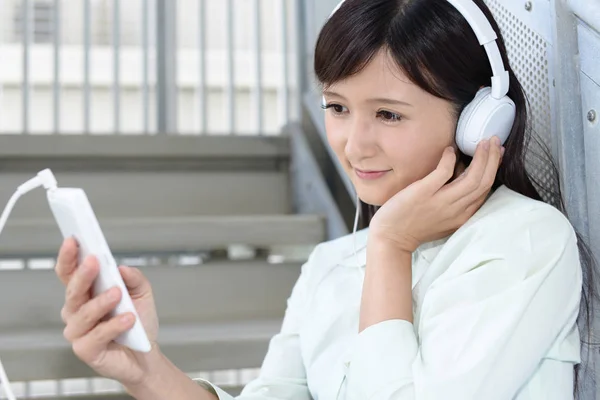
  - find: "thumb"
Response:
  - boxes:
[119,266,153,299]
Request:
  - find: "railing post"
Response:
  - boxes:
[156,0,178,134]
[22,0,31,134]
[550,0,589,238]
[294,0,307,122]
[551,1,595,398]
[53,0,61,134]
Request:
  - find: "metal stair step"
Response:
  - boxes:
[0,260,303,382]
[0,261,303,332]
[15,385,246,400]
[0,215,325,257]
[0,170,292,219]
[0,319,281,382]
[0,135,293,219]
[0,134,290,165]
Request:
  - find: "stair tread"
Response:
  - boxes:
[0,134,290,159]
[0,214,325,256]
[0,319,281,382]
[0,261,303,331]
[0,318,282,348]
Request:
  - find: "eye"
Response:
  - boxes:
[321,103,349,116]
[376,110,402,123]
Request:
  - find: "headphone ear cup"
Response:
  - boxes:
[456,87,516,156]
[456,88,490,150]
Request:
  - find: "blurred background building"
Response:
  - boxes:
[0,0,598,399]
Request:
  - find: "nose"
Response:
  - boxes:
[344,118,378,161]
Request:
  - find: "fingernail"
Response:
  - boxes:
[492,136,501,147]
[108,287,120,301]
[483,140,490,150]
[121,314,134,324]
[85,258,97,274]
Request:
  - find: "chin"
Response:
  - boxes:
[356,190,387,207]
[356,182,405,207]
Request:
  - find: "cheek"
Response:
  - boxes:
[325,119,348,163]
[385,123,454,180]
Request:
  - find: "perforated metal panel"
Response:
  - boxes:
[485,3,599,398]
[483,0,560,206]
[485,0,552,143]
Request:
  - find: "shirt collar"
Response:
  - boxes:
[337,228,369,268]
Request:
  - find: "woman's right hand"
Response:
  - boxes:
[54,237,161,387]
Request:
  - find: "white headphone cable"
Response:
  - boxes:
[0,358,15,400]
[352,193,366,282]
[0,169,57,400]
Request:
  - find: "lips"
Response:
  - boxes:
[354,168,391,180]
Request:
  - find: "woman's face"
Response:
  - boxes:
[323,49,460,206]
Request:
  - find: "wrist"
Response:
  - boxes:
[368,231,417,255]
[124,343,217,400]
[361,236,414,329]
[366,239,413,273]
[123,344,171,398]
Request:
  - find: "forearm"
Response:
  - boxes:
[359,237,413,332]
[124,346,218,400]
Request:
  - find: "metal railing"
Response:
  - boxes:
[0,1,305,398]
[0,0,301,135]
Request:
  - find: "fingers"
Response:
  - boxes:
[63,286,122,342]
[421,146,457,193]
[480,136,503,190]
[444,137,503,203]
[72,312,136,365]
[119,266,152,300]
[55,237,80,286]
[62,255,99,322]
[464,190,489,216]
[456,139,491,192]
[453,138,503,216]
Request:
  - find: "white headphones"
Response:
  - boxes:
[325,0,516,157]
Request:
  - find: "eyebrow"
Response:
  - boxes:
[322,90,413,107]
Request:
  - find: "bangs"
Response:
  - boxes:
[313,1,400,87]
[313,0,476,103]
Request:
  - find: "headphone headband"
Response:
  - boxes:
[327,0,509,99]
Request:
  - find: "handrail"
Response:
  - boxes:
[569,0,600,33]
[303,92,357,206]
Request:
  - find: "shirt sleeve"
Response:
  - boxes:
[343,206,583,400]
[193,245,320,400]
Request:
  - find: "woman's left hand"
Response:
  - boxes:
[369,137,504,253]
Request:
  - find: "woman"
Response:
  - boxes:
[53,0,594,398]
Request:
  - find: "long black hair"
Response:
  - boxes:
[314,0,597,396]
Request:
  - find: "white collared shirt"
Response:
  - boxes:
[197,185,582,399]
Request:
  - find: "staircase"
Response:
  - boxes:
[0,125,339,398]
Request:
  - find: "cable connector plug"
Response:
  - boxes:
[36,168,57,190]
[17,168,57,194]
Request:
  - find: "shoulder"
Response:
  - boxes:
[307,225,368,263]
[299,227,367,281]
[419,187,583,322]
[468,185,576,243]
[439,185,580,276]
